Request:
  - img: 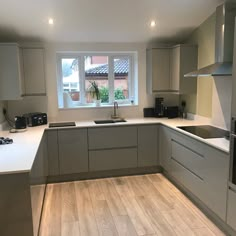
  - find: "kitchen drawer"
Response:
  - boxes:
[171,138,205,180]
[171,131,204,156]
[88,126,137,150]
[227,187,236,231]
[170,156,204,199]
[89,148,137,171]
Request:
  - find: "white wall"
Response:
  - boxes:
[211,76,232,130]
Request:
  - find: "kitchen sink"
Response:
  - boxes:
[94,119,127,124]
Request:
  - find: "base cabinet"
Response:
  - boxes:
[58,128,88,174]
[160,127,229,221]
[138,125,158,167]
[227,188,236,231]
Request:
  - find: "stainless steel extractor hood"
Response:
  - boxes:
[185,2,236,77]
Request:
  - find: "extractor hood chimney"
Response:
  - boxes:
[184,2,236,77]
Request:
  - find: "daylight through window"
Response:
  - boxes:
[57,52,136,108]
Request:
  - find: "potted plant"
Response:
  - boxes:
[87,81,101,106]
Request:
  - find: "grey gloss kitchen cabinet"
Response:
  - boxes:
[159,126,172,171]
[138,125,158,167]
[170,45,197,93]
[58,128,88,174]
[47,130,60,176]
[147,45,197,94]
[227,188,236,231]
[167,130,229,221]
[22,48,46,95]
[147,48,171,93]
[88,126,138,171]
[0,43,24,100]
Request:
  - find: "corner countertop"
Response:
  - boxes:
[0,118,230,175]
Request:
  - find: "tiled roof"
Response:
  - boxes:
[85,59,128,76]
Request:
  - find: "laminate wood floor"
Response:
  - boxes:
[39,174,225,236]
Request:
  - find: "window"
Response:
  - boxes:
[57,52,137,108]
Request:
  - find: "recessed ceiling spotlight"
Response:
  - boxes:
[48,18,54,25]
[150,20,156,27]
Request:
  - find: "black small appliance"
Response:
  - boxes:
[23,112,47,127]
[14,116,27,129]
[164,106,179,119]
[155,97,164,117]
[143,108,155,117]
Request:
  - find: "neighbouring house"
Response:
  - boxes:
[63,57,129,102]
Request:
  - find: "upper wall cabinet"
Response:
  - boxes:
[0,43,24,100]
[147,44,198,94]
[22,48,46,95]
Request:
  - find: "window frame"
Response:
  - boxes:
[56,52,136,108]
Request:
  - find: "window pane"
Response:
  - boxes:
[62,58,80,101]
[114,58,129,101]
[85,56,109,103]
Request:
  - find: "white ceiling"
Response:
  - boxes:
[0,0,224,43]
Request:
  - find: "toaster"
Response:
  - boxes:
[23,112,47,127]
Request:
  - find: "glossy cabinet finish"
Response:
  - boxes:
[88,126,137,150]
[147,48,171,93]
[138,125,158,167]
[22,48,46,95]
[161,127,229,221]
[170,45,198,93]
[159,126,172,171]
[30,134,48,236]
[89,148,137,171]
[227,187,236,231]
[58,128,88,174]
[0,43,24,100]
[47,130,60,176]
[147,45,197,94]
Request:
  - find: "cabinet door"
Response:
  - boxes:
[0,44,23,100]
[58,128,88,174]
[170,46,180,91]
[47,130,60,176]
[22,48,46,95]
[159,126,172,171]
[152,48,170,91]
[138,125,158,167]
[227,187,236,231]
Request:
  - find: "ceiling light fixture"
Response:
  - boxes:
[150,20,156,27]
[48,18,54,25]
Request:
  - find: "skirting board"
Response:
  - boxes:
[163,170,236,236]
[47,166,162,183]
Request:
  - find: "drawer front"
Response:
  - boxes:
[170,157,204,199]
[89,148,137,171]
[169,130,229,220]
[171,138,205,180]
[227,188,236,231]
[88,126,137,150]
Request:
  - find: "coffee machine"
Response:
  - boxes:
[155,97,164,117]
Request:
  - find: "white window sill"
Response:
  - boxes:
[58,103,138,110]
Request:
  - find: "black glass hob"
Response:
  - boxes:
[177,125,229,139]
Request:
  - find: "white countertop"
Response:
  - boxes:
[0,118,230,175]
